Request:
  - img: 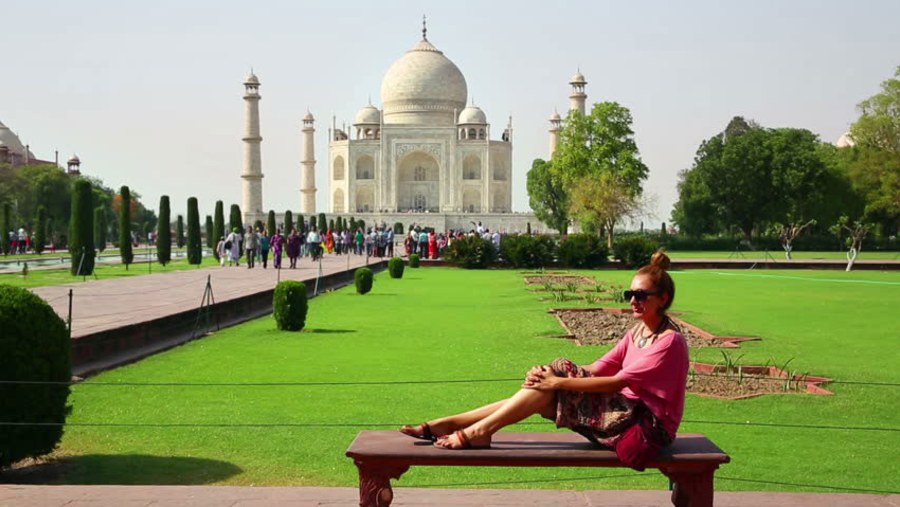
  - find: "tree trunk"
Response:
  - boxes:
[782,242,793,260]
[845,247,858,272]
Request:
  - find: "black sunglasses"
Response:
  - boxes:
[624,289,659,302]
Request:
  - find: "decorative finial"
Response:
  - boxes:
[422,14,427,40]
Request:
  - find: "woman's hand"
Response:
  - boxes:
[523,365,562,391]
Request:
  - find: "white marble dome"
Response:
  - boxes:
[570,71,586,84]
[836,131,855,148]
[244,71,260,85]
[354,104,381,125]
[0,120,27,155]
[380,38,468,125]
[458,104,486,124]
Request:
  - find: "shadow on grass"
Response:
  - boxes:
[0,454,242,485]
[306,328,357,334]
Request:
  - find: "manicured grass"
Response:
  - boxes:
[667,250,899,260]
[0,254,218,289]
[53,267,900,493]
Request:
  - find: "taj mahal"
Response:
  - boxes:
[239,21,589,232]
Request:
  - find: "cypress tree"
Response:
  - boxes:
[34,206,47,254]
[229,204,243,235]
[296,213,304,234]
[119,185,133,270]
[284,210,293,234]
[187,197,202,265]
[267,210,276,235]
[157,195,171,266]
[98,209,108,252]
[349,217,356,232]
[176,215,185,248]
[205,215,214,248]
[328,218,335,232]
[70,179,95,276]
[93,208,104,251]
[213,200,225,261]
[1,203,10,255]
[318,213,327,234]
[357,219,366,232]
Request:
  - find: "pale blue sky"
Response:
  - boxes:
[3,0,898,225]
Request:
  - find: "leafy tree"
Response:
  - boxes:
[70,179,95,276]
[552,102,648,236]
[772,220,816,260]
[176,215,185,248]
[118,186,133,269]
[1,203,9,255]
[267,210,276,236]
[205,215,214,249]
[186,197,202,265]
[157,195,171,266]
[831,216,872,271]
[570,172,645,249]
[318,213,327,233]
[213,201,225,260]
[284,210,293,234]
[34,206,47,254]
[527,158,569,234]
[850,66,900,154]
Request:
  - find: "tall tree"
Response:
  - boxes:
[93,208,105,251]
[267,210,276,236]
[205,215,214,249]
[569,172,644,248]
[186,197,202,265]
[213,200,225,261]
[552,102,648,236]
[284,210,293,234]
[70,179,95,276]
[317,213,327,234]
[34,205,47,254]
[851,66,900,154]
[118,186,133,270]
[157,195,171,266]
[296,213,304,233]
[229,204,243,236]
[1,203,9,255]
[176,215,185,248]
[526,158,569,234]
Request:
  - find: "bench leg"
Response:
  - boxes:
[660,467,716,507]
[353,460,409,507]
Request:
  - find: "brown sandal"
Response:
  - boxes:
[436,430,491,450]
[399,422,435,442]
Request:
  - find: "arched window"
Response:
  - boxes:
[468,128,476,139]
[478,129,485,140]
[414,166,426,181]
[356,155,375,180]
[333,156,345,180]
[414,194,426,210]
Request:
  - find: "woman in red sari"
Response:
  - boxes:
[324,228,335,254]
[428,231,438,259]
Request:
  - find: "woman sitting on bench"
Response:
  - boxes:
[401,251,688,470]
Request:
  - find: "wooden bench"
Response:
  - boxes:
[346,430,730,507]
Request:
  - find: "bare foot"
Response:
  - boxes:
[434,430,491,450]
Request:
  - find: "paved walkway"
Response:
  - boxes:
[30,254,375,339]
[1,485,897,506]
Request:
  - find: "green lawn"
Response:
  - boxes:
[667,250,899,260]
[0,254,218,289]
[51,267,900,493]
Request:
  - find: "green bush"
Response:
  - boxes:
[409,253,420,268]
[388,257,405,278]
[393,222,404,234]
[273,281,308,331]
[499,234,556,268]
[613,236,659,269]
[355,267,374,294]
[445,235,497,269]
[558,233,609,268]
[0,286,71,469]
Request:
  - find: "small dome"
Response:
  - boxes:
[354,104,381,125]
[67,154,81,165]
[836,131,855,148]
[244,71,260,85]
[303,111,315,122]
[549,111,561,121]
[458,104,486,124]
[570,71,586,84]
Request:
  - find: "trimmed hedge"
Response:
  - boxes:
[445,235,497,269]
[355,267,374,294]
[613,235,659,269]
[273,280,308,331]
[499,234,556,268]
[558,233,609,268]
[388,257,405,278]
[408,253,420,268]
[0,286,71,469]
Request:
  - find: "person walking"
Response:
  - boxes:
[287,228,301,268]
[243,226,258,269]
[271,228,284,269]
[259,228,271,269]
[225,228,242,266]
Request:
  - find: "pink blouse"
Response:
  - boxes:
[591,328,689,435]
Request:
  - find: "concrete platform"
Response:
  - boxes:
[1,485,897,507]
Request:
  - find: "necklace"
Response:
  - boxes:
[636,316,669,348]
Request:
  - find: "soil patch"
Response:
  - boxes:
[688,363,832,399]
[524,275,596,286]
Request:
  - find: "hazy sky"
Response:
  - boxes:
[3,0,898,225]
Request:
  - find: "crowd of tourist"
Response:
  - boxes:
[4,228,35,255]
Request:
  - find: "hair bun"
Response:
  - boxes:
[650,250,671,271]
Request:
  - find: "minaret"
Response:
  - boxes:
[548,111,562,158]
[300,111,317,215]
[569,70,587,115]
[241,70,264,223]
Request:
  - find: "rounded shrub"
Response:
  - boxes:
[273,280,308,331]
[388,257,405,278]
[613,236,659,269]
[409,253,420,268]
[444,235,497,269]
[0,286,71,469]
[355,267,374,294]
[558,233,609,268]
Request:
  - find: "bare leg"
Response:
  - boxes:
[435,388,555,449]
[402,399,508,439]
